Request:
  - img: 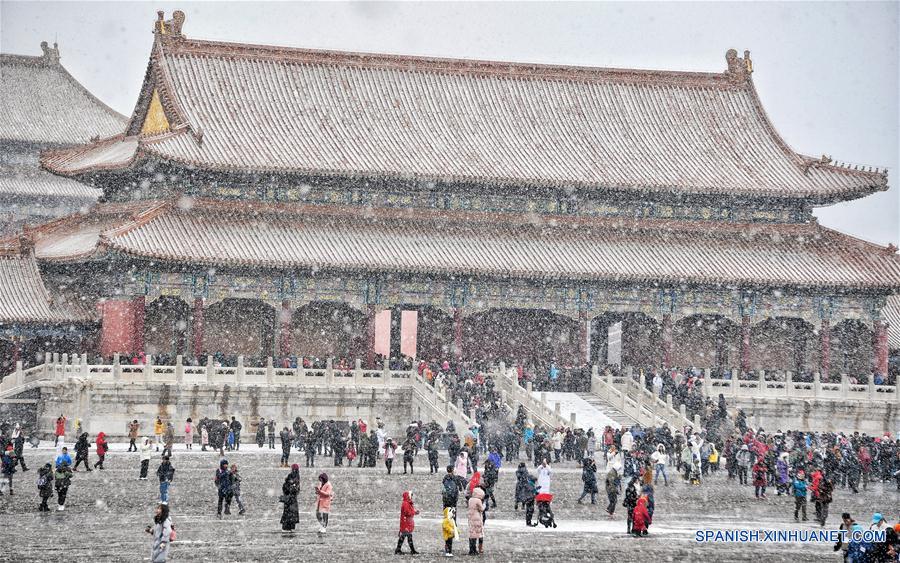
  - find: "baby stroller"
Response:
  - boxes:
[536,493,557,528]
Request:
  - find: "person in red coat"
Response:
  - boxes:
[94,432,108,470]
[54,416,66,447]
[631,495,651,536]
[467,470,482,497]
[395,491,419,555]
[752,458,768,499]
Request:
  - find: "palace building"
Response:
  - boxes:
[3,11,899,380]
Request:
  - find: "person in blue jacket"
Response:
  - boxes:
[791,470,808,521]
[55,446,72,468]
[846,522,871,563]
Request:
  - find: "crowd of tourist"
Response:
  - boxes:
[2,369,900,560]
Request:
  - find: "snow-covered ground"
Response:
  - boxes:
[4,447,894,561]
[535,392,621,430]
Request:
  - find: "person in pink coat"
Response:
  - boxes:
[315,472,334,533]
[467,486,485,555]
[184,418,194,450]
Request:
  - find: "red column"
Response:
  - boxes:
[661,313,672,369]
[192,297,205,357]
[578,310,590,366]
[874,320,888,377]
[279,300,292,359]
[820,319,830,380]
[453,307,464,362]
[366,304,376,369]
[740,314,751,374]
[100,298,141,358]
[132,295,145,357]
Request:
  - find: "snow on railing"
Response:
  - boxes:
[409,372,472,432]
[0,353,420,396]
[492,363,571,429]
[699,370,900,403]
[591,367,699,431]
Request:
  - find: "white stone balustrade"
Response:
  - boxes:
[0,355,419,395]
[590,367,697,431]
[699,371,899,403]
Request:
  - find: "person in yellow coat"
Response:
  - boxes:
[442,507,459,557]
[708,445,720,473]
[153,417,165,452]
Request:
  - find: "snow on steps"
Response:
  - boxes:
[591,367,701,431]
[409,372,473,432]
[575,392,634,428]
[537,392,626,430]
[490,366,569,429]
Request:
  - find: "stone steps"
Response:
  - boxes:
[577,392,638,427]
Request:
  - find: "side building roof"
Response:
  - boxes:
[0,43,127,210]
[43,12,886,204]
[0,44,126,145]
[0,239,95,325]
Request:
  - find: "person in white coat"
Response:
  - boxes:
[147,503,172,562]
[620,428,634,452]
[140,437,153,480]
[537,460,552,494]
[606,445,624,475]
[652,373,664,397]
[376,427,386,457]
[455,449,470,478]
[551,431,563,463]
[650,444,670,486]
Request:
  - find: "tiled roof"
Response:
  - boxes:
[42,29,886,203]
[884,296,900,350]
[0,240,95,324]
[28,199,900,290]
[0,46,126,145]
[0,153,98,201]
[27,201,153,261]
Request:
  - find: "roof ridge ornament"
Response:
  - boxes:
[725,49,752,83]
[39,41,60,66]
[802,154,832,175]
[154,10,186,39]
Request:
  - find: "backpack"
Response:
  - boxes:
[443,476,458,498]
[169,523,176,542]
[37,474,49,488]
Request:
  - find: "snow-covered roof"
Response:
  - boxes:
[0,239,95,324]
[0,44,126,146]
[25,198,900,290]
[42,12,886,204]
[883,296,900,350]
[0,153,97,201]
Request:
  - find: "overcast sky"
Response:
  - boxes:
[2,1,898,245]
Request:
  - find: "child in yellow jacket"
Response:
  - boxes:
[442,507,459,556]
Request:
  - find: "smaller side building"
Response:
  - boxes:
[0,42,126,236]
[0,237,96,374]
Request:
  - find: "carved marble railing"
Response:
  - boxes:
[0,353,479,432]
[698,370,900,403]
[591,367,699,431]
[0,353,416,395]
[492,363,573,429]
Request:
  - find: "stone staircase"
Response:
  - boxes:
[589,366,701,431]
[576,392,637,428]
